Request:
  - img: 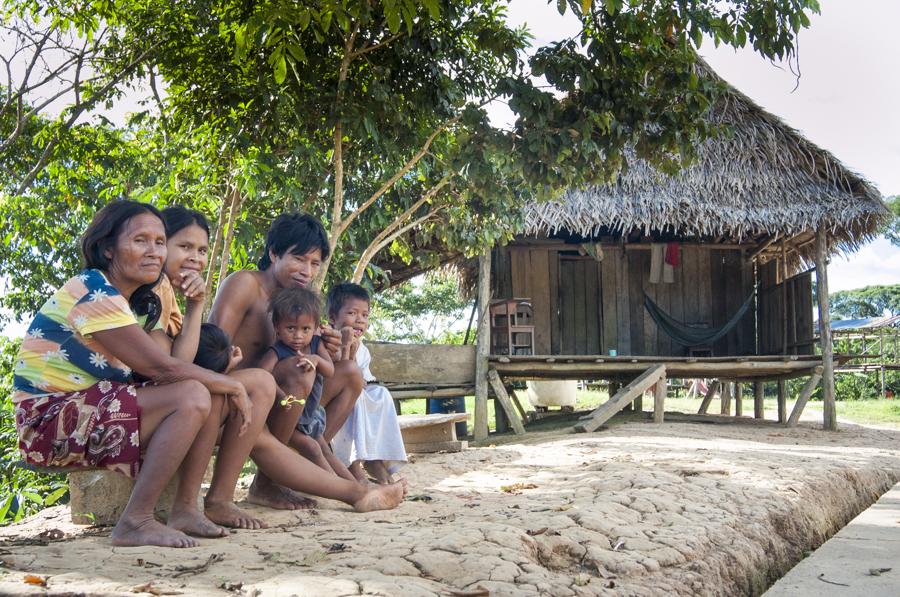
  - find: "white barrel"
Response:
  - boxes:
[525,380,577,408]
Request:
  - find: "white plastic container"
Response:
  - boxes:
[525,380,577,408]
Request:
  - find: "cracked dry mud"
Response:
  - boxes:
[1,419,899,596]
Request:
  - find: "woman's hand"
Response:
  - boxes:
[227,383,252,436]
[176,270,206,305]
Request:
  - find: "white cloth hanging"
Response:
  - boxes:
[331,342,407,474]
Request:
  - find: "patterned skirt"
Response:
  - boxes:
[15,379,142,478]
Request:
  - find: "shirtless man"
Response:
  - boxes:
[209,213,367,509]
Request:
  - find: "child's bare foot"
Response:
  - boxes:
[364,460,394,484]
[112,515,198,548]
[247,477,317,510]
[204,500,268,530]
[352,481,405,513]
[167,506,228,538]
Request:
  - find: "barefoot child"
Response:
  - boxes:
[328,283,408,484]
[257,288,360,483]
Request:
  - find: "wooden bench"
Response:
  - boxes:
[367,342,476,406]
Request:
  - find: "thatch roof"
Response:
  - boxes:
[524,61,889,259]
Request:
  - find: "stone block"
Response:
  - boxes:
[68,470,177,526]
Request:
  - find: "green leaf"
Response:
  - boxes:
[44,486,68,507]
[273,53,287,84]
[557,0,567,15]
[583,0,593,15]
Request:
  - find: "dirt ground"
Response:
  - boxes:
[1,416,899,597]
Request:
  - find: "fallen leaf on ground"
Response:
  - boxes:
[38,528,65,541]
[301,550,326,566]
[219,580,244,592]
[326,543,350,553]
[867,567,892,576]
[23,575,46,587]
[131,581,181,595]
[407,494,434,502]
[527,527,548,536]
[554,504,573,511]
[446,587,490,596]
[500,483,538,494]
[574,573,590,586]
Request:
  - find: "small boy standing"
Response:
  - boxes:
[328,283,407,484]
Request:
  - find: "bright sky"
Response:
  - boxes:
[506,0,900,293]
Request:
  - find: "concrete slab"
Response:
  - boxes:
[766,482,900,596]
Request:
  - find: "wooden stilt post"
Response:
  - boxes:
[815,228,837,431]
[720,382,732,415]
[777,380,786,424]
[474,250,491,442]
[632,393,643,413]
[754,381,765,419]
[734,383,743,417]
[653,380,665,423]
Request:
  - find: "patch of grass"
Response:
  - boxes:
[805,399,900,426]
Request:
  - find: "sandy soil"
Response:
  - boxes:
[1,417,899,596]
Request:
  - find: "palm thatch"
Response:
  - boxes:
[524,62,889,261]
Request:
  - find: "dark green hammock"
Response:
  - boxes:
[643,291,755,347]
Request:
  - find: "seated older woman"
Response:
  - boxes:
[12,201,252,548]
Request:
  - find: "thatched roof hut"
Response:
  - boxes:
[481,62,891,368]
[523,62,889,265]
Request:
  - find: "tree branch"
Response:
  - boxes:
[13,43,159,194]
[348,31,403,59]
[351,205,444,283]
[336,114,460,237]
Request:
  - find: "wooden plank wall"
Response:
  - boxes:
[495,243,757,357]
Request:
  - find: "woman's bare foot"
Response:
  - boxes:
[352,481,406,513]
[112,516,198,548]
[247,477,317,510]
[205,500,268,530]
[167,506,228,538]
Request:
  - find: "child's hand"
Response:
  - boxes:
[339,327,355,361]
[226,345,243,373]
[177,270,206,305]
[319,325,342,358]
[348,334,360,360]
[293,353,316,372]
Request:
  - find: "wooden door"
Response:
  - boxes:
[558,255,602,354]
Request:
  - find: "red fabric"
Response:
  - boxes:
[665,242,680,267]
[15,380,142,478]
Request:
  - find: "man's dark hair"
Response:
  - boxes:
[269,287,322,326]
[161,205,210,238]
[326,282,371,319]
[81,200,165,332]
[257,213,329,271]
[194,323,231,373]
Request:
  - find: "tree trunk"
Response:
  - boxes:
[216,185,243,286]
